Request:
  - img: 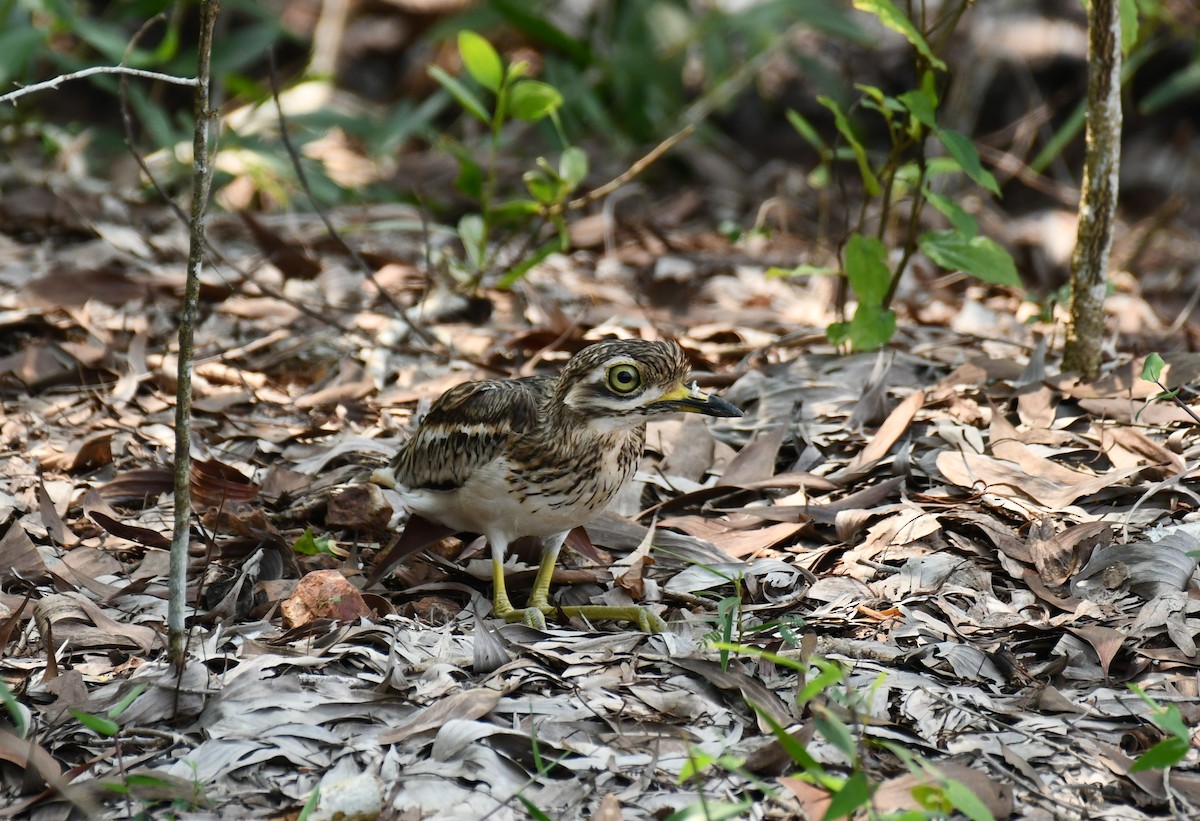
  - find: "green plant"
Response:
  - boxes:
[430,30,587,289]
[1127,684,1195,772]
[1139,353,1200,428]
[440,0,861,149]
[291,527,338,556]
[684,644,999,820]
[771,0,1021,352]
[69,685,208,816]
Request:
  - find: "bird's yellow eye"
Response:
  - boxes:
[606,363,642,394]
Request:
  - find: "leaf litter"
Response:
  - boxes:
[0,186,1198,820]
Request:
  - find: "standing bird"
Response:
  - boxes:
[376,339,742,631]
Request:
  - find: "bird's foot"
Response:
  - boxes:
[493,599,551,630]
[496,599,666,632]
[558,605,668,634]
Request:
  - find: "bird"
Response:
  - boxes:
[373,338,743,632]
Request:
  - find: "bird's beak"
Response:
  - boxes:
[655,381,743,418]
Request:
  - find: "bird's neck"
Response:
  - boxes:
[536,397,646,451]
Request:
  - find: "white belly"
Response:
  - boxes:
[400,457,613,542]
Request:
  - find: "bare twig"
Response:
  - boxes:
[562,125,695,212]
[169,0,220,673]
[0,65,197,106]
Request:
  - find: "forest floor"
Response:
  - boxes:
[1,161,1199,820]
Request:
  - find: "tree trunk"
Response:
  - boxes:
[1062,0,1122,379]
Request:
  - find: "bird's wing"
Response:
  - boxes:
[391,375,553,491]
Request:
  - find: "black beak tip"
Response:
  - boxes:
[702,394,743,418]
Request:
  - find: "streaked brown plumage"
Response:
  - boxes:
[382,339,742,631]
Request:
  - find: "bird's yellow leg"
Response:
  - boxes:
[525,534,567,611]
[490,557,518,618]
[529,535,666,632]
[489,538,549,629]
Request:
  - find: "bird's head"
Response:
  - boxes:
[554,339,742,431]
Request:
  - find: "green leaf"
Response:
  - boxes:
[71,709,119,737]
[662,799,754,821]
[509,80,563,121]
[828,320,851,347]
[523,170,560,205]
[812,707,856,760]
[898,87,938,129]
[0,27,46,88]
[107,685,146,720]
[797,660,845,705]
[817,96,881,195]
[923,189,978,237]
[823,770,872,820]
[1150,703,1190,740]
[851,0,946,70]
[1119,0,1138,56]
[942,777,998,821]
[919,230,1021,287]
[1142,63,1200,114]
[1141,353,1165,382]
[786,109,826,151]
[559,147,588,189]
[766,264,838,279]
[936,129,1000,195]
[1031,101,1084,171]
[1130,735,1191,772]
[845,303,897,351]
[291,528,335,556]
[497,238,561,288]
[516,796,554,821]
[844,234,891,305]
[489,0,592,65]
[457,31,503,93]
[911,783,951,811]
[752,704,824,774]
[0,680,26,738]
[458,214,487,271]
[490,199,542,223]
[428,64,490,124]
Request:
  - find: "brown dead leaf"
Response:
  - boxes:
[1067,625,1126,679]
[1099,424,1186,475]
[39,433,114,473]
[83,489,171,550]
[37,478,75,548]
[872,762,1014,817]
[200,504,280,543]
[669,657,794,731]
[718,426,784,486]
[935,449,1143,509]
[191,458,260,509]
[829,389,925,484]
[98,467,174,505]
[377,688,503,744]
[655,415,717,483]
[33,593,158,654]
[1027,520,1109,587]
[238,210,321,279]
[589,793,623,821]
[777,775,830,819]
[0,523,49,584]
